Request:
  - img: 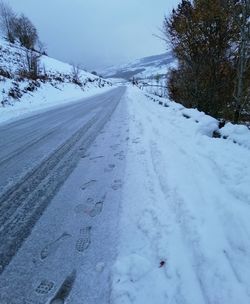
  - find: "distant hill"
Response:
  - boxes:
[100,52,176,81]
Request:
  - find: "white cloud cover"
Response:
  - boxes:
[6,0,178,68]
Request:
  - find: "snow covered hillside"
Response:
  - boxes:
[0,37,112,124]
[111,87,250,304]
[100,52,175,82]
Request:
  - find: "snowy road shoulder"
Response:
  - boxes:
[111,87,250,304]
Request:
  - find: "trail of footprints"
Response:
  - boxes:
[31,127,127,303]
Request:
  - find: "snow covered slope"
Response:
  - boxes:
[112,87,250,304]
[100,52,175,81]
[0,38,112,124]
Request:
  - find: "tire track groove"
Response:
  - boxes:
[0,98,121,273]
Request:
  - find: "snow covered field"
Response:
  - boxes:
[112,87,250,304]
[101,52,175,81]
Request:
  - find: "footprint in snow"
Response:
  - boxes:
[35,280,54,295]
[110,144,120,150]
[49,270,76,304]
[114,151,125,160]
[132,137,140,144]
[81,180,96,191]
[111,179,123,191]
[89,202,103,217]
[104,164,116,173]
[89,156,104,161]
[81,153,90,159]
[76,227,91,253]
[40,232,71,260]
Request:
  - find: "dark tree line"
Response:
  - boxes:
[164,0,250,123]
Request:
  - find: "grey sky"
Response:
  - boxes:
[6,0,178,69]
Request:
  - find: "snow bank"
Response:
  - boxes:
[220,122,250,149]
[145,92,219,137]
[112,86,250,304]
[145,92,250,146]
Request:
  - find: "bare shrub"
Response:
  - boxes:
[14,14,38,49]
[71,64,82,86]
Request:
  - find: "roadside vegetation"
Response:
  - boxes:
[164,0,249,124]
[0,1,108,107]
[0,1,43,80]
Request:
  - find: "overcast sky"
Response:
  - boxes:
[6,0,178,69]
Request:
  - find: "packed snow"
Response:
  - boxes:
[0,87,127,304]
[111,87,250,304]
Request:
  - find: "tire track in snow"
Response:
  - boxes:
[0,99,119,273]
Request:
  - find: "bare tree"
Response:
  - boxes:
[233,0,250,123]
[14,14,38,49]
[18,48,41,80]
[0,1,16,43]
[71,64,81,85]
[27,49,41,79]
[37,39,47,55]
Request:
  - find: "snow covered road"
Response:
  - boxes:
[0,84,129,303]
[0,86,125,277]
[1,86,250,304]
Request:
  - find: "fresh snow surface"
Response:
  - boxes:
[0,38,112,124]
[111,87,250,304]
[220,122,250,149]
[0,37,95,79]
